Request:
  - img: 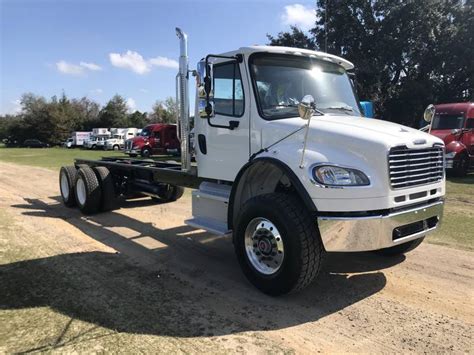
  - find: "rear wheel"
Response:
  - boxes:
[376,237,424,256]
[59,166,78,207]
[93,166,116,212]
[75,166,102,214]
[234,193,323,296]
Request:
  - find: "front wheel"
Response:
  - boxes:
[376,237,424,256]
[141,147,151,158]
[234,193,323,296]
[453,153,469,177]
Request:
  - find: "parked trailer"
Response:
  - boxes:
[59,28,446,296]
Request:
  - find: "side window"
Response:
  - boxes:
[466,119,474,129]
[213,62,244,117]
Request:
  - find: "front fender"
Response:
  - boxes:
[445,140,467,155]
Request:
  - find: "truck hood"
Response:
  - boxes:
[262,115,444,151]
[129,136,148,145]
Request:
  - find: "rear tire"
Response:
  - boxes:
[75,166,102,215]
[234,193,323,296]
[376,237,424,256]
[93,166,116,212]
[59,166,78,207]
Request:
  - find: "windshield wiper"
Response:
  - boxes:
[323,105,354,112]
[266,104,324,115]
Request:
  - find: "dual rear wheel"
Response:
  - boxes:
[59,165,184,215]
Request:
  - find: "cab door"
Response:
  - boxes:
[195,59,250,181]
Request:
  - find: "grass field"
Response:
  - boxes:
[0,146,472,250]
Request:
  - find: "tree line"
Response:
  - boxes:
[0,93,178,145]
[268,0,473,126]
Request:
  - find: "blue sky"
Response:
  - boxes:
[1,0,316,114]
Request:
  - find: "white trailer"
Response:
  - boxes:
[59,28,445,296]
[65,131,92,148]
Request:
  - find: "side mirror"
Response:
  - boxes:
[451,128,461,135]
[298,95,315,120]
[198,63,215,118]
[359,101,374,118]
[424,104,436,123]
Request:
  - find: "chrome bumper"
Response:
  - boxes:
[317,200,444,252]
[124,149,138,155]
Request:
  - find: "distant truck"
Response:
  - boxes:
[104,128,140,151]
[428,102,474,176]
[124,124,180,157]
[64,131,92,148]
[84,129,111,149]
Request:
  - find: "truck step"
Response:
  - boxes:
[185,217,232,236]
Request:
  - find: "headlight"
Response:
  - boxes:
[312,165,370,186]
[445,151,455,159]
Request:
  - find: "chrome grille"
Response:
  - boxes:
[125,140,132,150]
[389,146,444,189]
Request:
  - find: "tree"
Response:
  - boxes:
[267,0,474,126]
[149,97,177,124]
[128,110,148,128]
[98,95,128,128]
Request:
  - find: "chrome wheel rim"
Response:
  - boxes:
[244,217,284,275]
[60,172,69,199]
[76,177,86,206]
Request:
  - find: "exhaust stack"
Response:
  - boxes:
[175,27,191,173]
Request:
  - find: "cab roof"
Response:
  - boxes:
[215,46,354,70]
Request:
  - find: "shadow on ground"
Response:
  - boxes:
[1,197,405,338]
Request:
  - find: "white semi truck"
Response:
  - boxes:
[59,28,445,295]
[104,128,140,150]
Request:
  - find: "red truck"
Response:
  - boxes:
[124,124,180,158]
[429,102,474,176]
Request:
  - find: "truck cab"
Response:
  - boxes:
[124,124,180,157]
[430,102,474,175]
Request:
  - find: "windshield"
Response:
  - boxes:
[140,128,151,137]
[431,114,465,130]
[250,53,361,120]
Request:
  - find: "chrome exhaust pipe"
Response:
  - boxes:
[175,27,191,173]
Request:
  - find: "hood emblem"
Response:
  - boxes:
[413,139,427,145]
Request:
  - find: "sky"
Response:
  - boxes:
[0,0,316,115]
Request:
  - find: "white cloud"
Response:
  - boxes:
[109,51,150,74]
[126,97,136,111]
[109,50,178,74]
[90,88,103,94]
[56,60,84,75]
[80,62,102,71]
[149,56,179,69]
[139,88,149,93]
[281,4,316,31]
[56,60,102,75]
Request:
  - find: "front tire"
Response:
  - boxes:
[113,145,119,151]
[234,193,323,296]
[75,166,102,215]
[453,153,469,177]
[141,147,151,158]
[376,237,425,256]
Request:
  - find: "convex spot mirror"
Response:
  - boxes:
[424,104,436,123]
[197,61,215,118]
[298,95,316,120]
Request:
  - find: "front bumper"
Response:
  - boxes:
[124,149,138,155]
[317,200,444,252]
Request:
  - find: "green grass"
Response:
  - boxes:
[0,147,131,170]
